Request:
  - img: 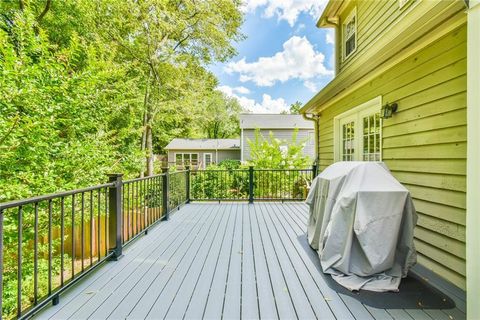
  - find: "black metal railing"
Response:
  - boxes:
[168,170,189,210]
[0,183,114,320]
[0,165,318,319]
[0,170,190,320]
[190,169,250,201]
[253,168,314,201]
[190,165,317,202]
[122,174,164,246]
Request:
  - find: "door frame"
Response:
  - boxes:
[333,96,382,162]
[203,153,213,168]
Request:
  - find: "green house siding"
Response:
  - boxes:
[317,25,467,289]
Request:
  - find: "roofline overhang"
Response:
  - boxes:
[316,0,344,28]
[301,0,465,116]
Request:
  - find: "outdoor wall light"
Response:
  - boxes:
[381,102,398,119]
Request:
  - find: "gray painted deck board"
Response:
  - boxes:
[165,204,231,319]
[253,204,298,319]
[127,203,222,319]
[249,203,279,320]
[33,203,466,320]
[241,204,260,320]
[183,204,236,319]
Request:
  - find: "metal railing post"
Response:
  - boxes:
[249,166,254,204]
[162,168,170,220]
[107,173,123,260]
[312,164,318,179]
[186,166,191,203]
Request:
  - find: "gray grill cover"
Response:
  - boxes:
[306,162,417,292]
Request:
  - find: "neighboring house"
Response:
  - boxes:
[239,114,315,162]
[301,0,480,317]
[164,138,240,169]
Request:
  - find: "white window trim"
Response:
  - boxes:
[174,152,199,166]
[203,153,213,168]
[342,7,357,61]
[333,96,382,162]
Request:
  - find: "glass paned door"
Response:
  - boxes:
[361,112,381,161]
[340,115,356,161]
[204,153,212,167]
[336,100,382,162]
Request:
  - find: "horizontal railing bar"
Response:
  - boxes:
[190,170,249,172]
[169,170,188,174]
[0,183,115,210]
[123,173,165,184]
[252,169,312,172]
[190,199,249,202]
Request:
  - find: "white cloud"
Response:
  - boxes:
[217,85,288,113]
[304,80,317,92]
[294,23,306,34]
[326,29,335,45]
[218,85,251,96]
[235,86,251,94]
[242,0,328,26]
[225,36,333,88]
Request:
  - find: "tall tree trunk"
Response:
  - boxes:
[146,122,154,176]
[140,77,150,178]
[140,110,148,178]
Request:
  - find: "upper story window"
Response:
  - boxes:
[343,7,357,60]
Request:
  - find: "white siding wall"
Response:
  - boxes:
[241,129,315,162]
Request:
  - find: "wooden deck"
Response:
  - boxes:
[35,203,465,320]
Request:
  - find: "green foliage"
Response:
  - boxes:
[0,1,244,318]
[190,163,249,200]
[218,159,242,169]
[281,101,303,114]
[197,91,242,139]
[247,129,312,169]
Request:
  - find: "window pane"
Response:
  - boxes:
[176,154,183,165]
[205,154,211,166]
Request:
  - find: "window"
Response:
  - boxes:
[343,8,357,60]
[174,153,199,167]
[362,113,381,161]
[204,153,212,168]
[334,96,382,162]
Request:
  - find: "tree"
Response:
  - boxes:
[0,3,245,316]
[93,0,244,176]
[198,91,242,139]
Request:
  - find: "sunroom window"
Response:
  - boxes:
[175,153,199,166]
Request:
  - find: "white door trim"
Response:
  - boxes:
[203,153,213,168]
[333,96,382,161]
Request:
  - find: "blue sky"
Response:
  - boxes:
[211,0,335,113]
